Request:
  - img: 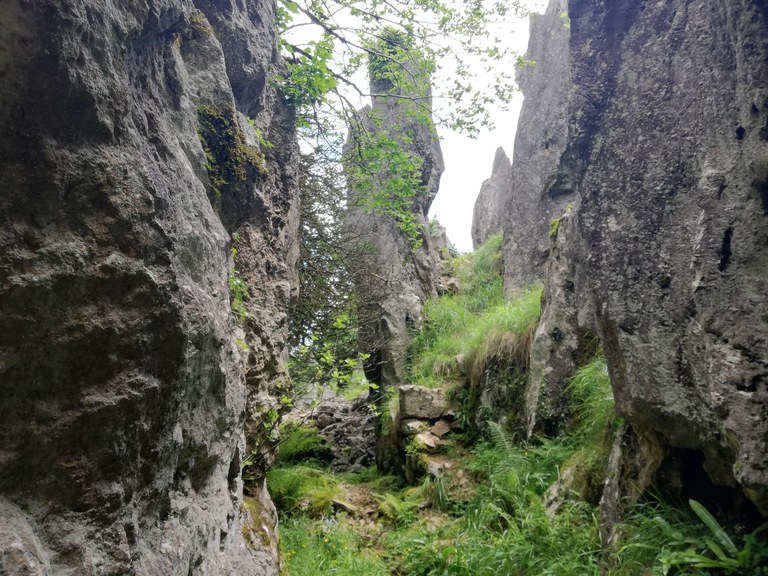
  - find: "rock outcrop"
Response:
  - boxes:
[0,1,297,573]
[565,0,768,517]
[392,386,455,482]
[491,0,768,543]
[525,210,597,438]
[342,44,446,469]
[471,147,512,249]
[502,0,572,291]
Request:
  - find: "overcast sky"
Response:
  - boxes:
[429,97,524,253]
[288,0,547,253]
[429,2,545,253]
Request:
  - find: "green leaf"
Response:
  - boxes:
[689,499,738,555]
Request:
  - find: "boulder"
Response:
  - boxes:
[399,386,449,420]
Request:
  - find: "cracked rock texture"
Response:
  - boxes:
[496,0,768,526]
[525,211,597,438]
[0,1,298,574]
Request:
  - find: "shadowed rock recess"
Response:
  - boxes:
[478,0,768,543]
[0,1,298,574]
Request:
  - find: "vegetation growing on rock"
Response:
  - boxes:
[272,232,768,575]
[197,105,267,210]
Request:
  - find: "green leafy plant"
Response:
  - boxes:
[228,254,250,322]
[276,422,332,465]
[655,500,768,575]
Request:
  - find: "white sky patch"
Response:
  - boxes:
[430,1,546,253]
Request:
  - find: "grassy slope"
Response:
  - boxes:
[275,236,764,576]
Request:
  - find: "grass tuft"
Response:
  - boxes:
[408,233,542,391]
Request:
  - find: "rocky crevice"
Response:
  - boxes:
[477,0,768,551]
[502,0,573,292]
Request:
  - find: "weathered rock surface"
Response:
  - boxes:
[389,385,456,481]
[343,52,446,470]
[471,147,512,249]
[313,396,377,473]
[399,385,449,420]
[344,112,444,393]
[498,0,768,533]
[564,0,768,516]
[0,1,297,573]
[502,0,572,291]
[525,211,597,437]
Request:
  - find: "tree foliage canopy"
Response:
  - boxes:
[281,0,531,394]
[275,0,530,139]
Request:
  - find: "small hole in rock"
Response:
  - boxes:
[735,126,746,140]
[228,446,241,494]
[755,180,768,214]
[717,227,733,272]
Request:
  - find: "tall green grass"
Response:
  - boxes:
[408,234,542,388]
[281,516,389,576]
[276,234,761,576]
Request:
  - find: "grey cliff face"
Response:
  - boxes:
[565,0,768,514]
[471,147,512,249]
[503,0,572,291]
[525,211,596,439]
[499,0,768,523]
[0,1,298,574]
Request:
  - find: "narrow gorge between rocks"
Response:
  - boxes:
[1,1,767,575]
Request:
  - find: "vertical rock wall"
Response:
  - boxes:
[502,0,572,291]
[0,1,298,574]
[471,147,512,249]
[343,62,445,471]
[566,0,768,515]
[489,0,768,531]
[471,0,583,439]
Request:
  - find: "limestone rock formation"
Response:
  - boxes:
[342,45,446,471]
[393,385,455,482]
[0,1,298,573]
[399,385,450,420]
[564,0,768,517]
[313,396,377,473]
[496,0,768,537]
[525,211,597,437]
[471,147,512,249]
[502,0,572,291]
